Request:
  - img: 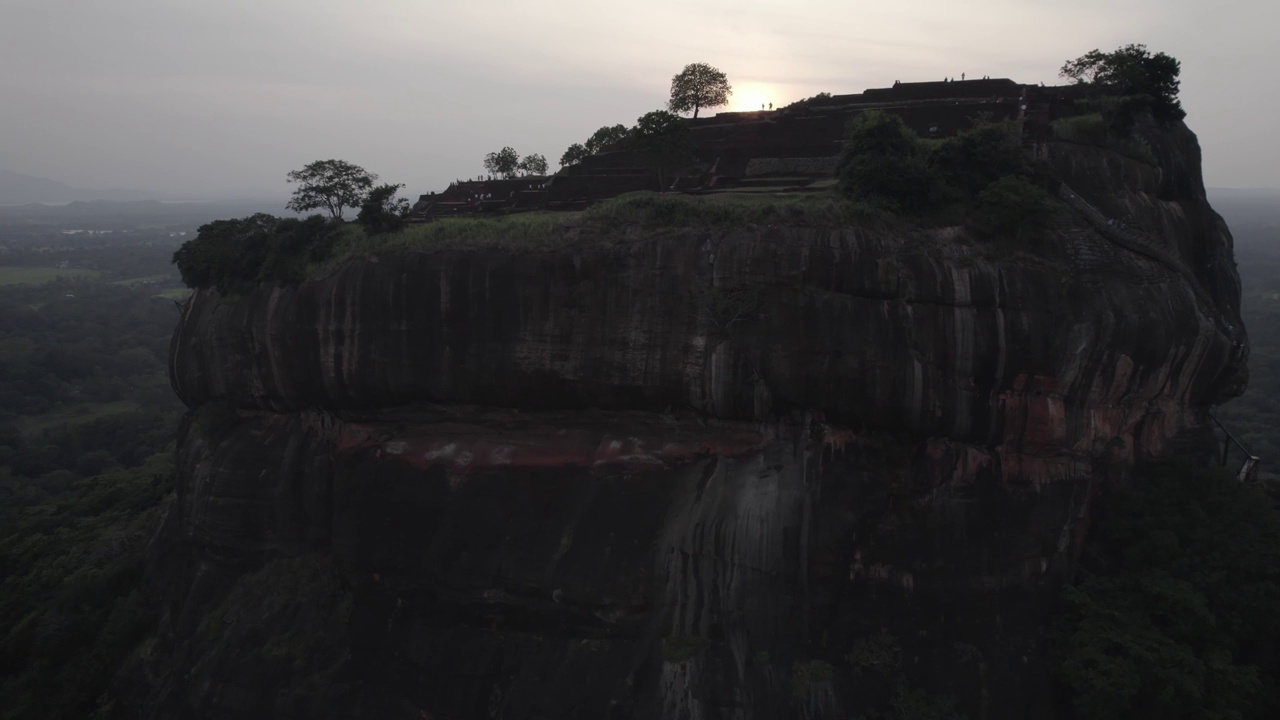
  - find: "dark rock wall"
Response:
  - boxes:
[171,221,1239,463]
[135,127,1246,719]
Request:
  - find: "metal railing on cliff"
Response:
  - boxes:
[1209,412,1262,482]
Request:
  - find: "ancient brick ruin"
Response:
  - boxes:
[409,78,1086,219]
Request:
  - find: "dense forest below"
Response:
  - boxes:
[0,202,257,718]
[0,193,1276,718]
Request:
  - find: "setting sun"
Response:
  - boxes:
[730,82,780,112]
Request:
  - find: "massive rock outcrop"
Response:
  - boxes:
[128,125,1245,719]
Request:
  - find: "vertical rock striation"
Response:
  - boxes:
[133,128,1245,719]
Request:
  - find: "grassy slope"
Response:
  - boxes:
[308,192,886,278]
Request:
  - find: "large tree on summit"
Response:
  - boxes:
[1060,44,1185,124]
[667,63,732,119]
[286,159,377,220]
[483,146,521,179]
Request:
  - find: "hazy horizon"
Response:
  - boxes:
[3,0,1277,199]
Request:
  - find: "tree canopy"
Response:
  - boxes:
[559,143,589,168]
[559,125,631,169]
[483,147,521,179]
[173,213,335,294]
[835,111,933,211]
[668,63,732,119]
[1060,44,1185,124]
[585,124,630,154]
[630,110,694,189]
[1055,462,1280,720]
[517,153,548,176]
[356,183,410,235]
[285,160,377,220]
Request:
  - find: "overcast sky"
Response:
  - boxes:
[2,0,1275,198]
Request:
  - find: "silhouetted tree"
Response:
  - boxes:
[836,111,933,211]
[285,160,377,220]
[584,124,630,154]
[517,153,549,176]
[559,143,589,168]
[1060,44,1185,124]
[630,110,694,189]
[173,213,279,292]
[668,63,732,119]
[483,147,521,179]
[356,184,410,235]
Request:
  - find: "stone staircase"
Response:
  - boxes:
[1058,183,1247,386]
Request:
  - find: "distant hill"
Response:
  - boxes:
[0,169,164,205]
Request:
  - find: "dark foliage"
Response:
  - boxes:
[1055,462,1280,719]
[584,124,630,155]
[966,176,1058,248]
[1060,44,1185,125]
[630,110,695,188]
[929,120,1027,199]
[837,111,1061,251]
[172,213,335,295]
[836,111,935,211]
[0,210,196,719]
[560,125,631,169]
[0,454,173,720]
[356,183,410,235]
[559,142,589,168]
[483,147,521,179]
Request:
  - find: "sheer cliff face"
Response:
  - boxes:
[141,129,1244,719]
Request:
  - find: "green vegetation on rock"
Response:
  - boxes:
[355,183,411,236]
[837,111,936,213]
[661,634,710,664]
[835,111,1060,247]
[1051,112,1157,164]
[1054,461,1280,720]
[791,659,835,700]
[1060,44,1185,125]
[173,213,337,295]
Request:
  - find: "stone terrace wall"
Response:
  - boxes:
[860,78,1023,103]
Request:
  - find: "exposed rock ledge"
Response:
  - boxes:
[135,129,1247,719]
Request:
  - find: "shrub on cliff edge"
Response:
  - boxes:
[356,183,410,235]
[173,213,336,295]
[1060,44,1185,125]
[836,111,936,212]
[929,119,1027,200]
[965,176,1058,249]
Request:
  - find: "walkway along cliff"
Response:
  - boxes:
[125,108,1247,719]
